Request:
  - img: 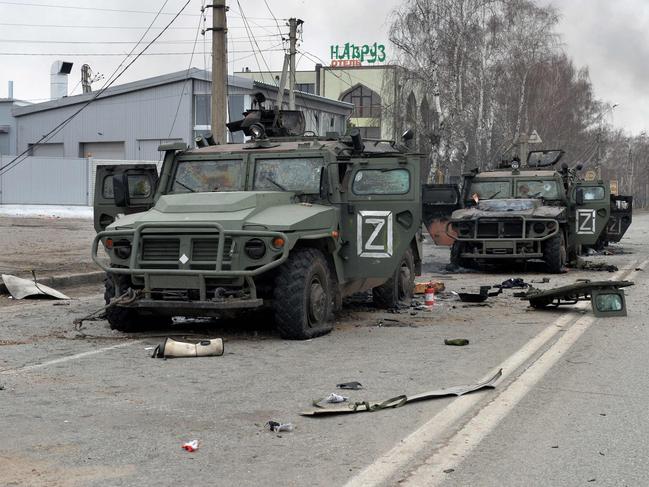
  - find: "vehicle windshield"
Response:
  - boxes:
[171,159,243,193]
[515,180,559,199]
[469,181,511,200]
[253,157,324,193]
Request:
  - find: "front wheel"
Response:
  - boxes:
[104,274,170,332]
[273,248,334,340]
[372,248,415,309]
[543,231,567,274]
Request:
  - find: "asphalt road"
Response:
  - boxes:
[0,213,647,487]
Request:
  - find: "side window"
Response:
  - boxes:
[352,169,410,195]
[103,175,153,199]
[582,186,605,201]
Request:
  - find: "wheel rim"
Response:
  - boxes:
[398,261,412,301]
[308,276,327,325]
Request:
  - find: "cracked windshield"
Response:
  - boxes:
[469,181,511,200]
[171,159,243,193]
[515,180,559,199]
[253,157,323,193]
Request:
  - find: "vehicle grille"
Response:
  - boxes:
[142,238,180,261]
[476,220,524,238]
[476,221,498,238]
[191,238,233,270]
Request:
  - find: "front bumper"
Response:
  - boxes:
[447,217,559,259]
[92,221,289,302]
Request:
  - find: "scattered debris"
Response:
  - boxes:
[573,259,618,272]
[152,337,224,358]
[323,393,348,404]
[337,381,363,390]
[301,369,502,416]
[266,421,294,433]
[1,273,70,300]
[458,286,501,303]
[551,445,559,449]
[0,384,5,391]
[521,280,634,317]
[496,278,529,289]
[53,301,71,306]
[531,277,551,284]
[181,440,199,452]
[445,338,469,346]
[414,281,445,295]
[443,469,455,474]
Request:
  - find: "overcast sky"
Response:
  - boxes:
[0,0,646,134]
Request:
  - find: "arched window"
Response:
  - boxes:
[406,91,417,127]
[341,84,382,119]
[420,96,431,131]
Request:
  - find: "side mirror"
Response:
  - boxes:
[575,187,584,205]
[113,173,130,207]
[591,289,627,317]
[319,166,330,200]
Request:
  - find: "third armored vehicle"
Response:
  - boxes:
[441,150,618,272]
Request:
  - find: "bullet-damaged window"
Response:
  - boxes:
[352,169,410,195]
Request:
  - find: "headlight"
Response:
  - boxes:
[457,223,472,236]
[533,222,546,234]
[113,240,132,259]
[244,239,266,259]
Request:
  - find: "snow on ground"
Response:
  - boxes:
[0,205,93,219]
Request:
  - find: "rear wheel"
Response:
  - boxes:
[543,231,567,273]
[373,248,415,309]
[273,248,334,340]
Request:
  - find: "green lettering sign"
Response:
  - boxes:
[330,42,386,65]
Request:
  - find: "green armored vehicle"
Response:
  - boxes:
[92,104,422,339]
[441,150,616,273]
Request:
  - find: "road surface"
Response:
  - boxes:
[0,213,647,486]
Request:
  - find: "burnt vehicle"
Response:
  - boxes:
[92,98,424,339]
[433,150,616,273]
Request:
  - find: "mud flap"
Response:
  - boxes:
[422,184,461,246]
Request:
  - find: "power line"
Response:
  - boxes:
[0,37,282,44]
[0,49,284,56]
[236,0,277,86]
[0,0,192,177]
[0,21,280,30]
[0,0,199,16]
[169,1,205,137]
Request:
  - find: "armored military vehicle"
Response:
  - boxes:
[433,150,616,273]
[92,100,423,339]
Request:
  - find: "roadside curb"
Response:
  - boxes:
[0,271,104,294]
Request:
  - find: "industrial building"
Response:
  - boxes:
[10,68,353,160]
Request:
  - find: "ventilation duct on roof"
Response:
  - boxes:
[50,60,73,100]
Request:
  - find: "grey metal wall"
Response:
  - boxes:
[15,81,193,159]
[0,101,18,155]
[0,155,88,205]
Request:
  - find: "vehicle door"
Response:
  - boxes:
[570,182,610,247]
[339,157,420,279]
[94,164,159,232]
[422,183,461,245]
[605,195,633,243]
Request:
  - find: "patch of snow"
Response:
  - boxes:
[0,205,93,219]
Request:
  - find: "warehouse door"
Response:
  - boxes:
[80,141,125,160]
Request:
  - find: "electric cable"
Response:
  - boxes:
[0,0,191,177]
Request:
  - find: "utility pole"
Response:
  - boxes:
[210,0,228,144]
[287,18,303,110]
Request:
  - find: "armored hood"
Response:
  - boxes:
[452,198,565,220]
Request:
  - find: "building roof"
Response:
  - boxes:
[13,68,351,117]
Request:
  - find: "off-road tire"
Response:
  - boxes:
[372,248,415,309]
[272,248,334,340]
[104,274,169,332]
[543,231,567,274]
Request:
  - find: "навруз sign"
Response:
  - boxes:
[330,42,386,67]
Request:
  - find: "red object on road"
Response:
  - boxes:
[182,440,199,452]
[425,286,436,308]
